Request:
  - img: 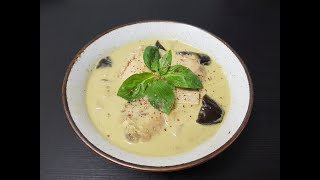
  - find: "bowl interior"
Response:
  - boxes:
[64,22,251,167]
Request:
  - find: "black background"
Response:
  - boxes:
[40,0,280,179]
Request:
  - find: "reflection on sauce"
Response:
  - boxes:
[86,39,230,156]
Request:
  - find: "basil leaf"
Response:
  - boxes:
[159,50,172,75]
[147,80,175,114]
[164,65,203,89]
[117,72,155,102]
[143,46,160,71]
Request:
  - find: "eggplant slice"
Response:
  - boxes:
[176,51,211,65]
[196,53,211,65]
[96,56,112,69]
[197,94,224,125]
[176,51,193,56]
[155,40,166,51]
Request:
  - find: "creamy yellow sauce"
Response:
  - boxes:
[86,40,230,156]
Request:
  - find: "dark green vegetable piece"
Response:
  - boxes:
[146,80,175,114]
[164,65,202,89]
[143,46,161,71]
[117,72,155,102]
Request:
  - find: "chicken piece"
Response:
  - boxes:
[119,46,148,80]
[175,89,200,104]
[121,98,164,142]
[163,112,184,138]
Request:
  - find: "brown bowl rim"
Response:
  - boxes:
[62,20,254,172]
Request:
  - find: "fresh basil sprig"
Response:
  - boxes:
[117,45,203,114]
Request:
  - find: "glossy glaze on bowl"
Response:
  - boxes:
[62,21,253,171]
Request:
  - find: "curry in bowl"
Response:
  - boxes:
[63,21,252,171]
[86,39,230,156]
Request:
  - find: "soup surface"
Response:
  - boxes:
[86,40,230,156]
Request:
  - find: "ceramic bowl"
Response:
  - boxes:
[62,21,253,172]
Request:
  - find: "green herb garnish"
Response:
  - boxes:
[117,46,203,114]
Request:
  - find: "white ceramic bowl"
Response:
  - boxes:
[62,21,253,171]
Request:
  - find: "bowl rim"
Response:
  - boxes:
[62,20,254,172]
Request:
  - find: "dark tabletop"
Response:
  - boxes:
[40,0,280,179]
